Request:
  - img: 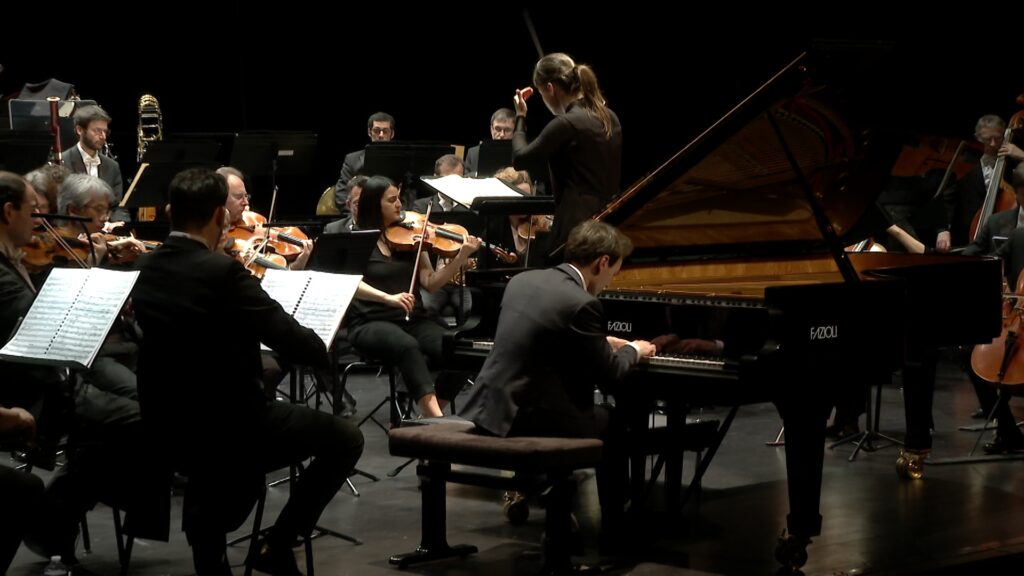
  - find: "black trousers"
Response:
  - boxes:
[181,401,364,575]
[347,317,445,401]
[507,404,627,532]
[0,464,43,573]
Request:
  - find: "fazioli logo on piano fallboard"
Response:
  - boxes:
[809,325,839,341]
[608,321,632,333]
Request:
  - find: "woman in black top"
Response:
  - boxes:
[512,52,622,260]
[349,176,480,417]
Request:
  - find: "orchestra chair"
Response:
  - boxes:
[388,419,603,574]
[315,186,340,216]
[240,479,316,576]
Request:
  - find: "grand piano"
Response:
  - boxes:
[449,53,1003,570]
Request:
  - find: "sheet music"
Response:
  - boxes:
[261,270,362,350]
[421,174,523,209]
[0,268,139,369]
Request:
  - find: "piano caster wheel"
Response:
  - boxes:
[774,532,809,574]
[896,449,926,480]
[503,491,529,525]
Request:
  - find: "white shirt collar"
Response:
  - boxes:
[78,142,100,163]
[566,263,587,293]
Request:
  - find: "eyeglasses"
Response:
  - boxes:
[491,125,514,135]
[370,127,393,135]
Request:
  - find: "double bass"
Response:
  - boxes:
[969,97,1024,242]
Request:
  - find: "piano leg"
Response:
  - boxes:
[771,380,831,572]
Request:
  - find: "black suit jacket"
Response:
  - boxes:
[334,149,366,213]
[962,206,1018,256]
[459,264,639,437]
[131,236,328,458]
[465,144,481,176]
[0,256,67,425]
[62,145,124,200]
[512,102,622,252]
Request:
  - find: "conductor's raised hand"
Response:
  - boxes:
[514,87,533,117]
[386,292,416,315]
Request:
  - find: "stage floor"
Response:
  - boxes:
[7,355,1024,576]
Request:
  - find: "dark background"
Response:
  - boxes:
[2,5,1021,217]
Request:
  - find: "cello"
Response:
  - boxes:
[969,97,1024,243]
[971,268,1024,386]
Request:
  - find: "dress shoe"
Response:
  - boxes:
[246,540,302,576]
[983,435,1024,455]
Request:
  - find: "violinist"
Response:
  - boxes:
[938,115,1020,251]
[412,155,474,321]
[57,174,147,266]
[130,168,363,574]
[219,166,313,271]
[0,173,153,562]
[349,175,481,418]
[494,166,550,264]
[323,175,367,234]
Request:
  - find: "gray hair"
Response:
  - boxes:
[975,114,1005,135]
[58,173,114,215]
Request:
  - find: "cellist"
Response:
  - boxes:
[961,163,1024,453]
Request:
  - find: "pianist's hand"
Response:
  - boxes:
[607,335,629,351]
[385,292,416,315]
[632,340,657,358]
[935,230,951,253]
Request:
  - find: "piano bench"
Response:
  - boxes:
[388,420,603,573]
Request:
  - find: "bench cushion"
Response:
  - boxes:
[389,422,603,472]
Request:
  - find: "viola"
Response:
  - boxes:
[226,236,288,279]
[228,210,309,261]
[385,211,517,264]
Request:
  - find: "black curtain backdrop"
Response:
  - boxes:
[2,4,1021,217]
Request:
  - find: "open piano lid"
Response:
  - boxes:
[597,53,902,261]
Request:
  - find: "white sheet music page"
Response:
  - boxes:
[421,174,522,209]
[260,270,362,350]
[0,267,139,369]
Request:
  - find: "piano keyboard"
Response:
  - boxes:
[461,340,726,371]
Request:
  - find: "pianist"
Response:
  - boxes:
[459,220,656,546]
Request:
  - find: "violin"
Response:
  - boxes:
[515,214,553,242]
[228,211,309,261]
[23,231,92,272]
[386,211,517,264]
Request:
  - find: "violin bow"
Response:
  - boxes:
[406,201,433,321]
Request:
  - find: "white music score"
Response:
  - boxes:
[0,268,138,369]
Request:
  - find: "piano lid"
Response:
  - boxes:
[597,53,903,260]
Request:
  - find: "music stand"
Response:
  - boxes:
[8,99,96,151]
[229,132,317,216]
[141,139,222,164]
[309,230,378,274]
[0,131,52,173]
[161,132,236,165]
[121,161,217,241]
[363,142,455,205]
[476,140,513,177]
